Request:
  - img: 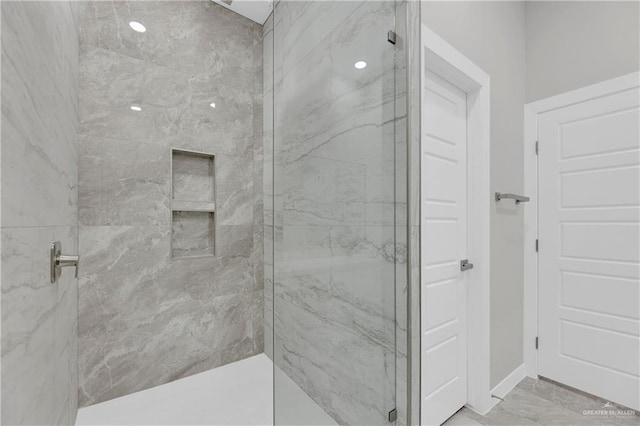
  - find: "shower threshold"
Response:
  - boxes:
[76,354,336,425]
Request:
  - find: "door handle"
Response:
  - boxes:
[50,241,79,283]
[460,259,474,271]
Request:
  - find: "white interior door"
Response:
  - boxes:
[421,70,468,425]
[538,84,640,410]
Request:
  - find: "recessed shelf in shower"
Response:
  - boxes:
[170,148,216,259]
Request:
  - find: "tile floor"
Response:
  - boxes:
[445,377,639,426]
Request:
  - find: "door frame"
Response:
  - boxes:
[420,24,493,419]
[522,71,640,378]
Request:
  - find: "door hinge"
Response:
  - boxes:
[388,408,397,423]
[535,141,539,155]
[387,30,397,45]
[535,337,539,350]
[535,239,539,252]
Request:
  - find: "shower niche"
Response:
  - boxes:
[170,148,216,259]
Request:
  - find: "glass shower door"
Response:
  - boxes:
[271,1,399,424]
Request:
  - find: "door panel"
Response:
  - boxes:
[421,70,468,425]
[538,86,640,410]
[271,1,398,424]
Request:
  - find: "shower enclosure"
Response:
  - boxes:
[0,0,416,424]
[268,0,395,424]
[267,0,409,424]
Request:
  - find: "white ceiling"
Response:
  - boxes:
[210,0,273,25]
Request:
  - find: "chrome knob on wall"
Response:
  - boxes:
[50,241,79,283]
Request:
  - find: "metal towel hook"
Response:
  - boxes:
[495,192,530,204]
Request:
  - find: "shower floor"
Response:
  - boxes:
[76,354,336,425]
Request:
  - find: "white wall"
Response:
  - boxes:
[421,0,640,391]
[421,1,527,388]
[526,1,640,102]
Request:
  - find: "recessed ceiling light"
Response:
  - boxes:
[130,105,142,111]
[129,21,146,33]
[209,102,216,108]
[354,61,367,69]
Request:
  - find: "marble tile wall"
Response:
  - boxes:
[171,211,215,258]
[1,1,79,424]
[404,1,422,423]
[271,1,400,424]
[263,12,274,360]
[77,1,264,406]
[172,152,215,203]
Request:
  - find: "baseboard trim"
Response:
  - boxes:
[491,364,527,400]
[467,397,499,416]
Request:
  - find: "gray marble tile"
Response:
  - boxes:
[217,183,255,226]
[1,0,78,228]
[273,2,395,158]
[77,1,260,156]
[496,386,605,425]
[252,22,265,305]
[272,175,398,416]
[80,63,249,154]
[273,1,362,82]
[274,297,394,426]
[271,1,398,424]
[263,13,274,361]
[517,378,640,425]
[1,2,79,424]
[171,211,215,258]
[263,263,274,359]
[458,405,542,426]
[78,1,259,79]
[276,224,396,360]
[78,224,263,406]
[446,378,640,426]
[79,134,170,226]
[215,152,257,231]
[280,154,366,227]
[444,410,484,426]
[217,224,253,259]
[79,45,256,158]
[172,151,215,203]
[252,199,265,290]
[1,226,78,425]
[76,0,264,405]
[263,15,274,95]
[262,84,274,225]
[273,1,396,232]
[80,286,260,406]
